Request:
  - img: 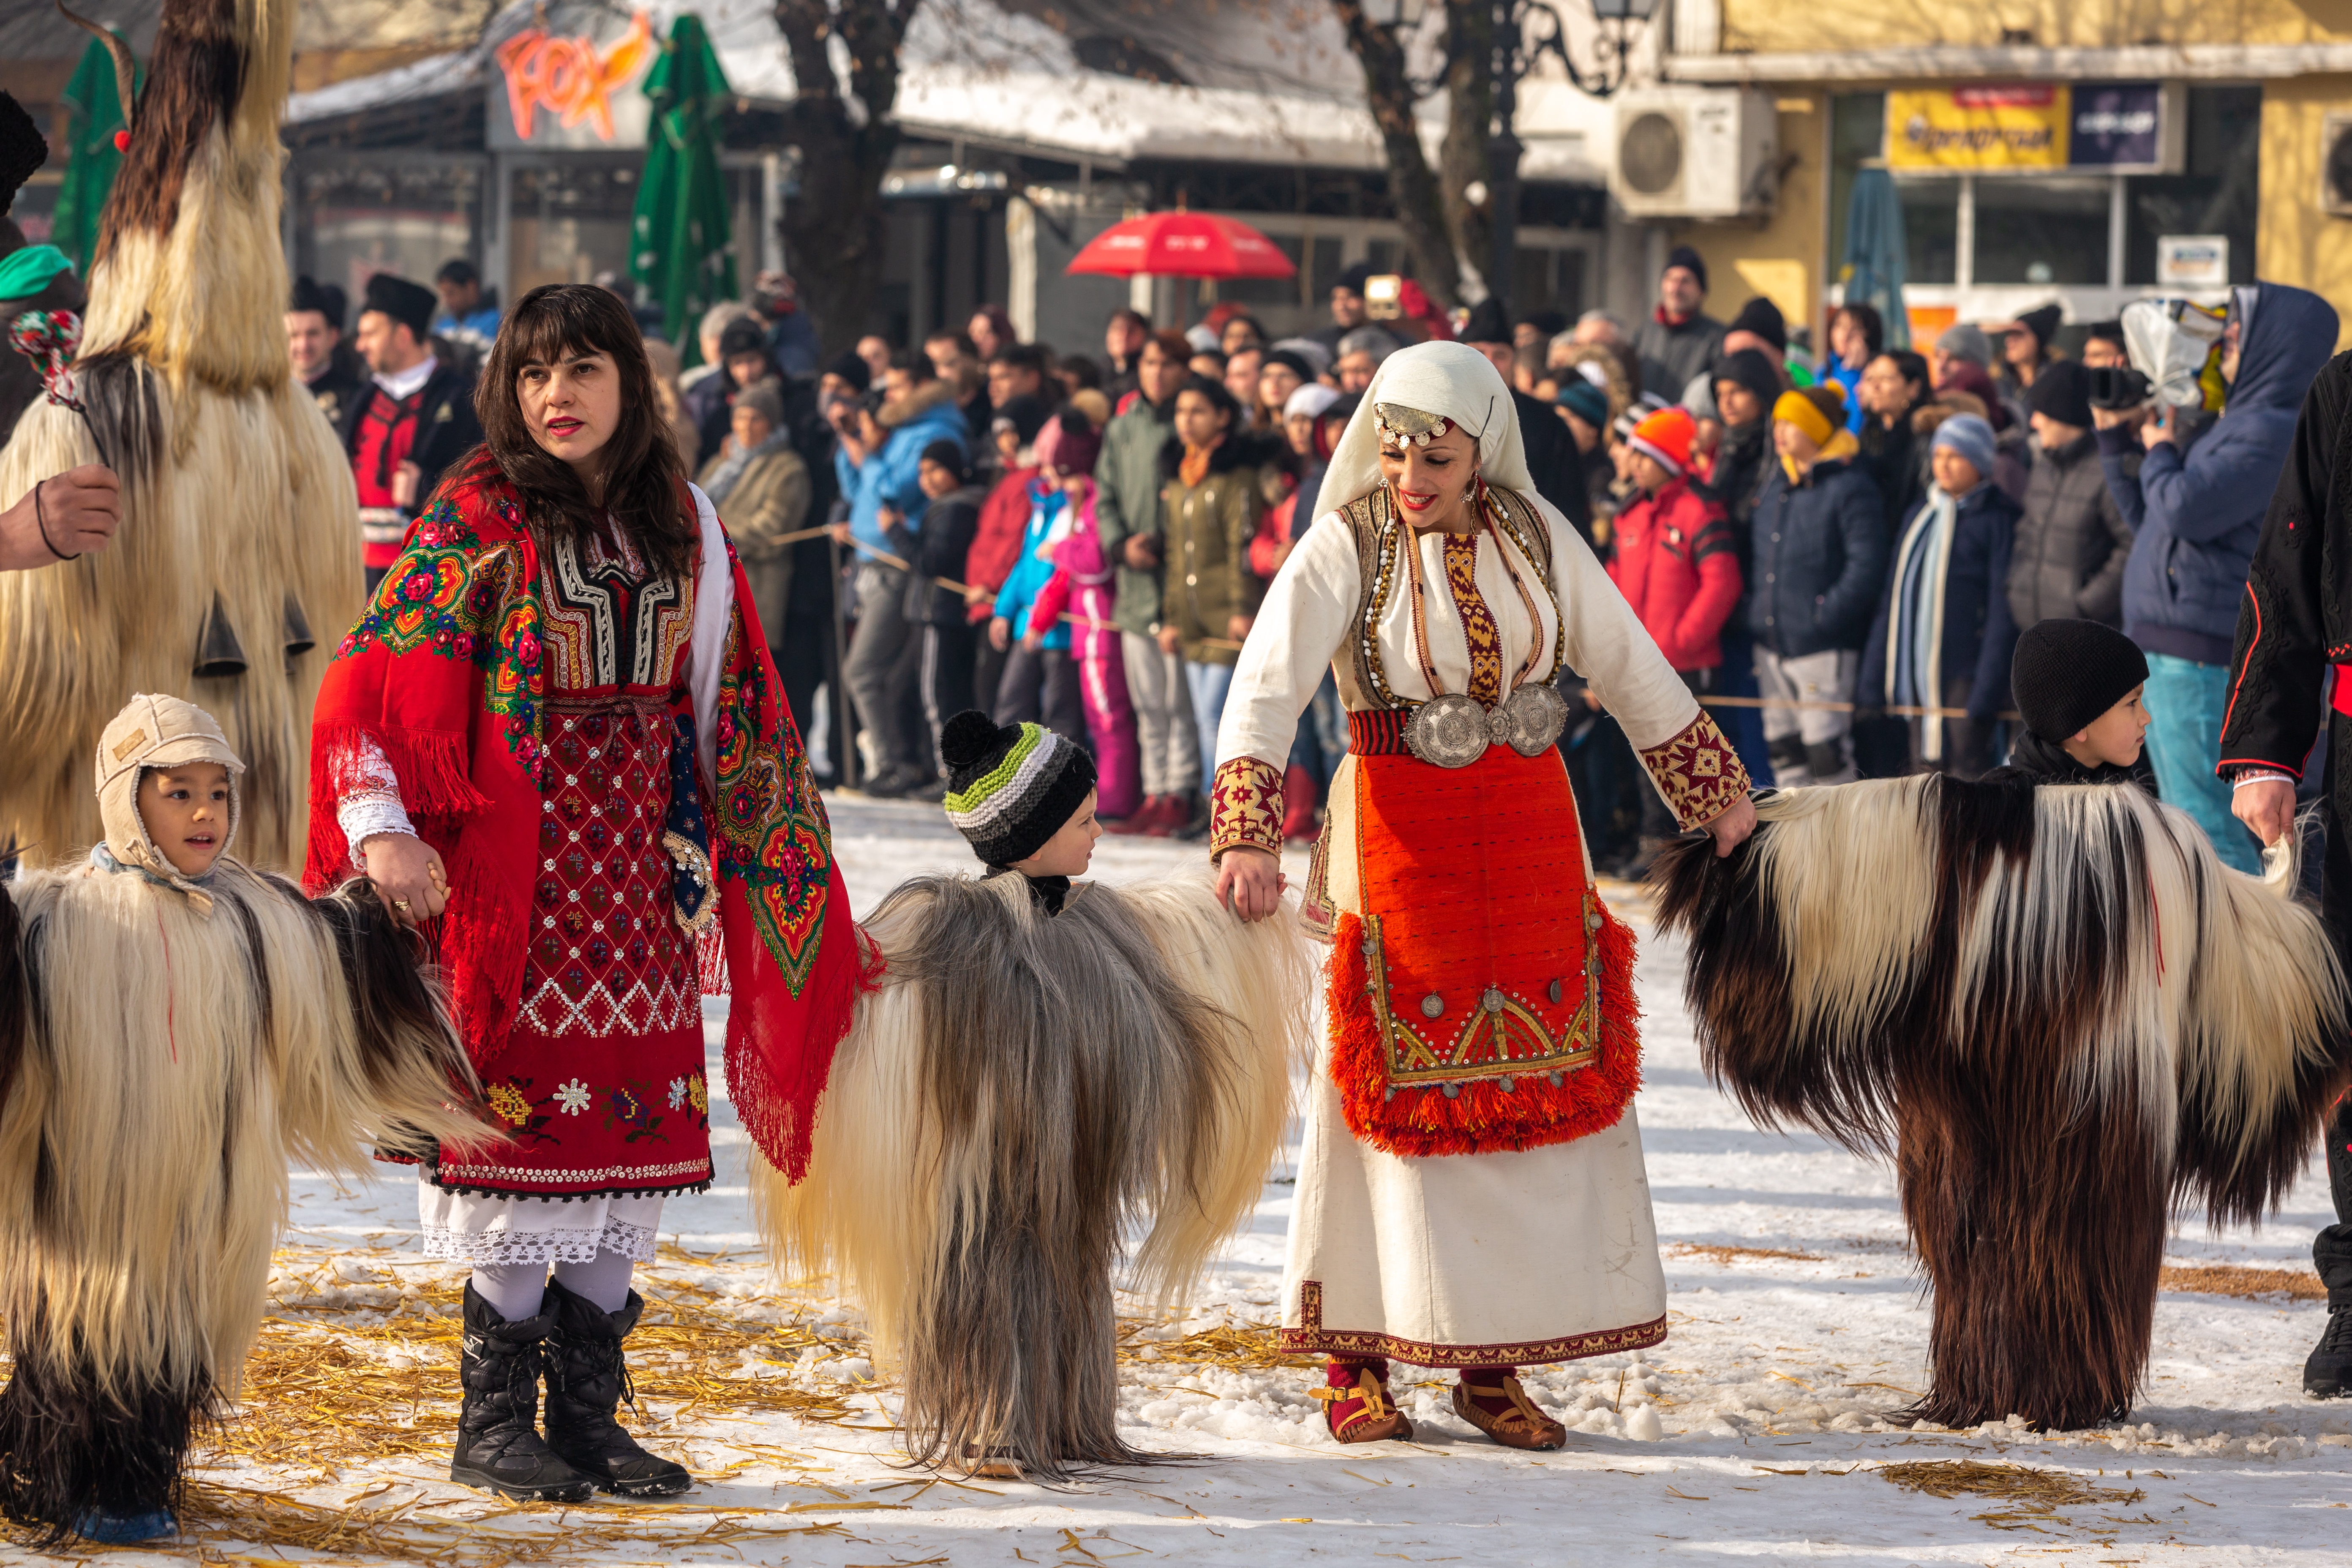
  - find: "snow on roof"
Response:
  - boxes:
[279,0,1607,183]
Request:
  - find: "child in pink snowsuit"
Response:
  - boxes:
[1025,479,1142,819]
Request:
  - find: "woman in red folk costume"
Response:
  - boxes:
[305,284,861,1502]
[1215,343,1756,1448]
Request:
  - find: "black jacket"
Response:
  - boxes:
[1513,387,1589,538]
[1983,730,2157,794]
[302,361,369,434]
[2008,430,2134,631]
[897,485,983,624]
[1746,454,1889,659]
[2220,349,2352,780]
[338,359,483,518]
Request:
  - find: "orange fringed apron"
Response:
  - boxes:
[1319,493,1643,1159]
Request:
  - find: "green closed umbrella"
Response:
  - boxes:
[629,15,736,368]
[53,30,141,274]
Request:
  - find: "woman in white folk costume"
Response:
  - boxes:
[1214,343,1757,1447]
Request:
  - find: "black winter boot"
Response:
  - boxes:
[2306,1305,2352,1398]
[450,1282,596,1502]
[541,1280,692,1497]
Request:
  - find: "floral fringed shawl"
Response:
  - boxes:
[305,474,867,1183]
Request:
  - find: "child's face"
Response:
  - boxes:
[1012,790,1102,880]
[137,763,232,877]
[918,459,958,500]
[2069,684,2151,769]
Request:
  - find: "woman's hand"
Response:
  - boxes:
[1019,625,1044,652]
[989,616,1012,652]
[1703,794,1758,859]
[1214,845,1286,922]
[362,833,450,926]
[1156,624,1183,656]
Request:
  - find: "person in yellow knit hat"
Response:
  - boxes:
[1744,382,1888,784]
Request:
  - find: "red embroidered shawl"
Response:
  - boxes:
[305,474,864,1182]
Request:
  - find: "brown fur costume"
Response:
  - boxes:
[753,870,1308,1479]
[1653,775,2351,1431]
[0,860,490,1536]
[0,0,362,871]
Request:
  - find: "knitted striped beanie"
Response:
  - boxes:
[940,710,1097,867]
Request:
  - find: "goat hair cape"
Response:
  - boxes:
[752,869,1309,1479]
[1653,775,2349,1432]
[0,859,490,1535]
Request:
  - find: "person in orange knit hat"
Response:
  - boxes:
[1608,408,1742,872]
[1209,344,1755,1449]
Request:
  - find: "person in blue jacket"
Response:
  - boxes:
[1746,384,1890,785]
[1859,414,2020,778]
[832,350,970,795]
[2098,282,2339,873]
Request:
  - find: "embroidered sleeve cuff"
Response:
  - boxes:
[1208,755,1285,861]
[2231,769,2297,789]
[329,732,417,869]
[1637,709,1751,832]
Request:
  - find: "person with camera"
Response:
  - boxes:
[2221,328,2352,1398]
[2096,282,2338,873]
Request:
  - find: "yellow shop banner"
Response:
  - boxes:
[1887,84,2070,170]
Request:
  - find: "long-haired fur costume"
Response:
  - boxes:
[1653,776,2350,1431]
[753,870,1310,1479]
[0,862,490,1535]
[0,0,362,871]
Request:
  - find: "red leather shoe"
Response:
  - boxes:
[1311,1358,1414,1444]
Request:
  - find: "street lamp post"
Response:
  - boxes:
[1491,0,1657,313]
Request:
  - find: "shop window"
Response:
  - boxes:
[1973,178,2110,285]
[2124,85,2259,286]
[1897,180,1960,285]
[1309,235,1345,301]
[1513,246,1588,320]
[509,161,639,297]
[1217,232,1306,308]
[1827,92,1889,277]
[295,159,484,306]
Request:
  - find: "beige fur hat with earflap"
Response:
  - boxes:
[95,693,245,908]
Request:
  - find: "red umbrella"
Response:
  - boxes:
[1065,210,1297,280]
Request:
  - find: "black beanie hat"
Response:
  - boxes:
[939,710,1097,868]
[718,317,770,362]
[824,349,870,392]
[2011,619,2149,742]
[1728,295,1787,353]
[1460,296,1512,346]
[362,272,437,341]
[2026,358,2095,430]
[290,274,332,319]
[1664,244,1709,294]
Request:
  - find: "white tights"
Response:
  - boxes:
[472,1247,637,1320]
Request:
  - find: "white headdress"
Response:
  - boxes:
[1318,341,1537,515]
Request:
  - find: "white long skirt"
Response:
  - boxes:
[419,1183,667,1268]
[1278,752,1668,1367]
[1279,1044,1666,1367]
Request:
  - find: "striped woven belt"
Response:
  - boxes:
[1348,709,1412,755]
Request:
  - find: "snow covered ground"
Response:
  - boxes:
[38,796,2352,1565]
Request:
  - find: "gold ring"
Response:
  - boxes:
[393,897,412,912]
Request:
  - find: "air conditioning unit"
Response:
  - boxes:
[2324,112,2352,216]
[1610,88,1777,220]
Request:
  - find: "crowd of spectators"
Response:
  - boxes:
[282,252,2338,872]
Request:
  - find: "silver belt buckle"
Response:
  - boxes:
[1402,684,1568,768]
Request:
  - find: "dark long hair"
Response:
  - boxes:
[458,284,695,575]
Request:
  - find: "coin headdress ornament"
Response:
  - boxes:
[1375,404,1455,450]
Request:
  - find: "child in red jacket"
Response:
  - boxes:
[1608,407,1743,865]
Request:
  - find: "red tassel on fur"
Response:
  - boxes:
[1325,905,1643,1159]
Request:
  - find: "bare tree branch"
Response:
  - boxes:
[1329,0,1461,309]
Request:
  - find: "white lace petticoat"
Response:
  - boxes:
[417,1181,667,1265]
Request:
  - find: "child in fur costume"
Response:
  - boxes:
[752,712,1308,1480]
[0,694,489,1545]
[1654,641,2351,1430]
